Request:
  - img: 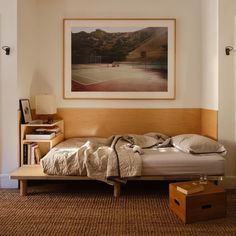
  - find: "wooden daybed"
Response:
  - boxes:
[10,165,223,197]
[11,108,221,197]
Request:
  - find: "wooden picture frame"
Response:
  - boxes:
[63,18,176,100]
[19,99,32,124]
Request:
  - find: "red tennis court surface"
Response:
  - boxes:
[71,64,167,92]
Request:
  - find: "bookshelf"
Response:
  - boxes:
[20,120,64,166]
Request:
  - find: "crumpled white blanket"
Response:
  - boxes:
[40,133,171,184]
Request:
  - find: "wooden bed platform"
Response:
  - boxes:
[11,165,121,197]
[11,108,219,197]
[11,165,222,197]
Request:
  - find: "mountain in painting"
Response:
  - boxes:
[71,27,167,65]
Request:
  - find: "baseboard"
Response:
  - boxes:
[0,174,18,188]
[219,176,236,189]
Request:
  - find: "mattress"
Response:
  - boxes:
[50,138,225,177]
[141,147,225,176]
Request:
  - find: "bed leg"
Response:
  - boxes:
[114,182,121,197]
[20,180,28,196]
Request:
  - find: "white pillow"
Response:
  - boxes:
[171,134,227,156]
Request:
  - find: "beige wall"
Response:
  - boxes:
[218,0,236,188]
[0,0,18,187]
[201,0,218,110]
[18,0,39,100]
[19,0,203,109]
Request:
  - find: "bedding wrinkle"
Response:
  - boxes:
[41,134,170,184]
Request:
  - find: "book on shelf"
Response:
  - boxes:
[176,182,205,195]
[23,142,38,165]
[29,119,43,124]
[35,126,61,133]
[23,143,28,165]
[34,146,42,164]
[23,142,43,165]
[30,143,38,165]
[25,131,56,140]
[27,143,31,164]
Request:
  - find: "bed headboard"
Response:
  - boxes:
[56,108,217,140]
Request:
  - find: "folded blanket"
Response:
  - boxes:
[41,133,170,184]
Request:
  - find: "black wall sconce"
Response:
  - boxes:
[225,46,234,55]
[2,46,10,55]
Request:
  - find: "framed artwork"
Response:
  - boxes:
[19,99,32,124]
[63,18,176,99]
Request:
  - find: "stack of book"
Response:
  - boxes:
[176,182,205,195]
[25,126,61,140]
[23,143,42,165]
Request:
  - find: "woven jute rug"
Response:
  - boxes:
[0,181,235,236]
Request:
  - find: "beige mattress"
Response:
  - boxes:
[141,147,225,176]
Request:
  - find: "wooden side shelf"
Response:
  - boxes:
[20,120,64,165]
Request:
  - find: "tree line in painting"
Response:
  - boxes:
[71,27,168,70]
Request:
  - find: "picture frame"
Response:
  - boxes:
[63,18,176,100]
[19,99,32,124]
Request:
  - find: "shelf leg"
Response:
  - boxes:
[113,182,121,197]
[20,180,28,196]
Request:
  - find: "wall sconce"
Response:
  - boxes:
[225,46,234,55]
[2,46,10,55]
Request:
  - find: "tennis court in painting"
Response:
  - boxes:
[72,63,167,92]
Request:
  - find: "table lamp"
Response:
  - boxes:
[35,95,56,124]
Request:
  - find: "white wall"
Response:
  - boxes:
[218,0,236,188]
[23,0,203,109]
[201,0,218,110]
[18,0,39,100]
[0,0,18,188]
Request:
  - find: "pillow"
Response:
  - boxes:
[171,134,227,156]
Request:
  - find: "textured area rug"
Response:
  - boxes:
[0,181,236,236]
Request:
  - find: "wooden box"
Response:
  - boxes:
[169,181,226,224]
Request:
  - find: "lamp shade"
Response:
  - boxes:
[35,95,56,115]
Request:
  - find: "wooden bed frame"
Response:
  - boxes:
[11,108,219,197]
